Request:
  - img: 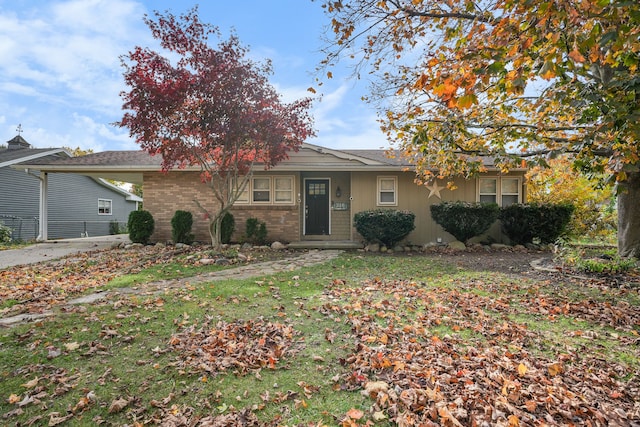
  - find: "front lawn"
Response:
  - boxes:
[1,250,638,426]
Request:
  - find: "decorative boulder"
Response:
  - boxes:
[448,241,467,251]
[271,241,286,250]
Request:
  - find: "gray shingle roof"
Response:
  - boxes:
[0,147,69,168]
[37,150,162,167]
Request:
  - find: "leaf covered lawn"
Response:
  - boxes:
[0,249,639,426]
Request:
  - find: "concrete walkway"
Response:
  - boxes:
[0,235,130,269]
[0,249,343,327]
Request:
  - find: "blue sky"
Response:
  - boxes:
[0,0,388,152]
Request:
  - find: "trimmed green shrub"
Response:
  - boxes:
[109,220,126,235]
[430,202,500,243]
[0,224,12,244]
[245,217,268,245]
[221,212,235,244]
[128,210,155,244]
[171,210,194,244]
[354,209,415,247]
[499,203,575,245]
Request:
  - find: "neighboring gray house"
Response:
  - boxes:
[0,135,142,241]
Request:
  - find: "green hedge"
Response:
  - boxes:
[499,203,575,245]
[354,209,415,247]
[128,210,155,244]
[221,212,235,244]
[430,202,500,243]
[171,210,194,245]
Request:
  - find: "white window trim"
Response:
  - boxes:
[377,176,398,206]
[232,176,295,206]
[477,177,522,206]
[98,198,113,215]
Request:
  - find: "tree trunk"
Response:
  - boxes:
[617,170,640,258]
[208,215,223,250]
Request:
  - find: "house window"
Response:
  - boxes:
[501,178,520,206]
[232,176,295,205]
[478,177,521,206]
[377,176,397,206]
[252,177,271,203]
[274,177,293,203]
[98,199,112,215]
[479,178,498,204]
[232,178,250,204]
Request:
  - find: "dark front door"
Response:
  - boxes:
[305,179,329,235]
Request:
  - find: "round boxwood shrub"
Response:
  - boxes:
[499,203,575,245]
[430,202,500,243]
[171,210,194,245]
[354,209,415,247]
[128,210,155,244]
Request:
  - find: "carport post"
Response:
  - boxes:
[37,171,48,241]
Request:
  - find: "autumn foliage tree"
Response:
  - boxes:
[527,157,616,240]
[319,0,640,257]
[118,7,314,247]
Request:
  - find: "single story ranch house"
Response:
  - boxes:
[16,143,527,247]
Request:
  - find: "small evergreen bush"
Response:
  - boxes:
[220,212,235,244]
[171,210,194,244]
[128,210,155,244]
[499,203,574,245]
[245,217,268,245]
[430,202,500,243]
[109,220,126,235]
[0,224,12,244]
[353,209,415,247]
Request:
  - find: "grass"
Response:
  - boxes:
[1,252,638,425]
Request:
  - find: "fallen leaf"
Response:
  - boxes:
[64,342,80,351]
[346,408,364,420]
[517,362,527,376]
[108,397,130,413]
[22,377,39,389]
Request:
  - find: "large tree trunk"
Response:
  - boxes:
[617,170,640,258]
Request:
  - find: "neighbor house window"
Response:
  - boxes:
[377,176,397,206]
[478,177,521,206]
[98,199,112,215]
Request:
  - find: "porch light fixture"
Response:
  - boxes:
[335,186,342,198]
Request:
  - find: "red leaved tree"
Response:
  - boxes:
[118,7,314,248]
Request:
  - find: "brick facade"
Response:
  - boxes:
[144,171,302,244]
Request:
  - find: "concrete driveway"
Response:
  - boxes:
[0,235,131,269]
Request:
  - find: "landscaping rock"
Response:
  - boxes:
[200,258,216,265]
[448,241,467,251]
[215,258,231,266]
[271,241,286,251]
[490,243,510,250]
[365,243,380,253]
[237,253,248,262]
